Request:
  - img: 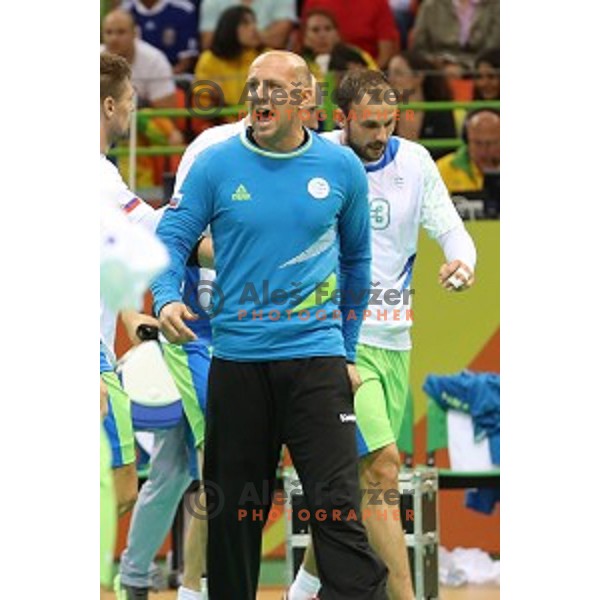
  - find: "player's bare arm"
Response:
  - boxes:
[196,236,214,269]
[346,363,363,394]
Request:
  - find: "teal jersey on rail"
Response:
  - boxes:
[151,128,371,362]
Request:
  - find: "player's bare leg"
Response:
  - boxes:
[300,540,318,578]
[113,463,138,515]
[360,443,414,600]
[287,538,320,599]
[294,445,413,600]
[180,450,208,594]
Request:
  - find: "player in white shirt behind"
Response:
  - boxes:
[289,70,476,600]
[101,49,164,518]
[116,120,246,600]
[100,51,170,599]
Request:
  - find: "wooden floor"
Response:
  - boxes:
[104,586,500,599]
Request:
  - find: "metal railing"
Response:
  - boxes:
[109,78,499,191]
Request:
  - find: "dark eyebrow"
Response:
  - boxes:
[360,118,395,127]
[246,78,287,87]
[265,79,287,88]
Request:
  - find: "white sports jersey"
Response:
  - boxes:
[100,202,168,316]
[100,155,163,355]
[323,131,464,351]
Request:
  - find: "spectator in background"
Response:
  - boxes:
[436,109,500,193]
[200,0,296,50]
[194,6,264,110]
[388,51,457,159]
[122,0,199,74]
[388,0,417,50]
[302,0,400,68]
[473,48,500,100]
[435,52,475,105]
[102,9,183,193]
[301,9,377,82]
[329,44,372,74]
[412,0,499,69]
[102,9,180,111]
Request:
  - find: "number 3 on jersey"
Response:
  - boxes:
[370,198,390,230]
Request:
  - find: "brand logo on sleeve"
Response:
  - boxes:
[168,193,182,209]
[123,197,141,213]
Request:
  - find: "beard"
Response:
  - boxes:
[346,130,386,163]
[109,121,130,146]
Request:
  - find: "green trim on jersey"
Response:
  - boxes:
[102,371,135,466]
[239,128,313,159]
[290,271,338,313]
[100,426,117,587]
[162,343,206,448]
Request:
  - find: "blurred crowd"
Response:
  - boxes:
[101,0,500,203]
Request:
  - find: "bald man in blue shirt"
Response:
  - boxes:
[151,51,387,600]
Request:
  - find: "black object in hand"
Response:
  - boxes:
[136,324,160,341]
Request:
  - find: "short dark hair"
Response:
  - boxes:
[336,69,396,116]
[100,52,131,102]
[329,44,369,73]
[303,7,339,30]
[211,6,257,60]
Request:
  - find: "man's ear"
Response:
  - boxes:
[299,86,314,110]
[334,107,346,129]
[103,96,115,119]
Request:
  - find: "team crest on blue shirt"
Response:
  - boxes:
[307,177,330,200]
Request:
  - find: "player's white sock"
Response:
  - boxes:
[177,585,203,600]
[288,565,321,599]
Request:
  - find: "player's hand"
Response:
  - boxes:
[439,260,475,292]
[347,363,363,395]
[158,302,198,344]
[100,378,108,418]
[121,310,160,346]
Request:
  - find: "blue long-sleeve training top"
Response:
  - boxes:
[151,128,371,362]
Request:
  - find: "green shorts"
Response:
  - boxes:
[102,371,135,468]
[100,425,117,587]
[161,341,209,449]
[354,344,411,458]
